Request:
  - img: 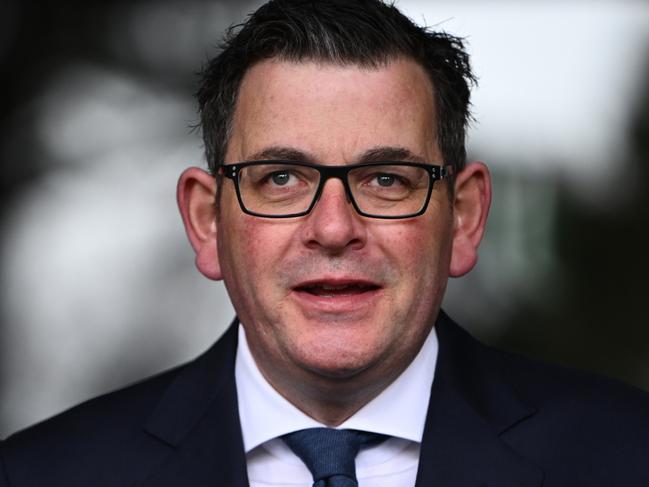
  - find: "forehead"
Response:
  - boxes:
[226,57,439,163]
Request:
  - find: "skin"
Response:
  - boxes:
[178,58,491,425]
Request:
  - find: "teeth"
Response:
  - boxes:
[320,284,351,290]
[301,283,374,295]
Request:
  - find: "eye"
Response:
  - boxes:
[367,172,407,189]
[270,171,292,186]
[375,173,398,187]
[259,169,301,188]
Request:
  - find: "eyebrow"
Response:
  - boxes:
[246,147,316,163]
[358,146,426,164]
[245,145,426,164]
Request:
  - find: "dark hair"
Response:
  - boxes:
[197,0,475,178]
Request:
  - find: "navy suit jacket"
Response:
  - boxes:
[1,311,648,486]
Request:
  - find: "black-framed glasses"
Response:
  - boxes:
[220,160,454,219]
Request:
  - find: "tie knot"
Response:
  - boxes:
[282,428,386,486]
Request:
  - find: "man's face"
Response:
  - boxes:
[217,58,454,390]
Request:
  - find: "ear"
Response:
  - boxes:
[177,167,222,280]
[449,162,492,277]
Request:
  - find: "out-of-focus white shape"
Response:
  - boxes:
[399,0,649,203]
[0,65,234,436]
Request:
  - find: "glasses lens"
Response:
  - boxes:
[348,164,430,217]
[237,163,320,216]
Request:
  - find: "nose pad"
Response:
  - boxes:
[302,179,366,251]
[310,177,355,214]
[311,175,353,208]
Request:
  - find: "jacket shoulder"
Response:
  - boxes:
[0,322,241,487]
[0,364,185,486]
[436,313,649,483]
[439,313,649,420]
[505,348,649,482]
[490,338,649,422]
[440,313,649,484]
[477,328,649,478]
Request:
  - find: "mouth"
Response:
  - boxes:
[294,280,381,298]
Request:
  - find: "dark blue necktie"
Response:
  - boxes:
[281,427,387,487]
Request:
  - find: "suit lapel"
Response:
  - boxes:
[138,321,249,487]
[415,312,544,487]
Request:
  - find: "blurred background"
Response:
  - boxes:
[1,0,648,437]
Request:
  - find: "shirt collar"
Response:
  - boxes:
[235,322,438,453]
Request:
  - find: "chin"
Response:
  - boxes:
[296,344,379,381]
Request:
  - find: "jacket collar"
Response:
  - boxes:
[415,311,544,487]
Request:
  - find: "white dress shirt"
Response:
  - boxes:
[235,324,438,487]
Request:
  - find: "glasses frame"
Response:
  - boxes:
[220,160,455,219]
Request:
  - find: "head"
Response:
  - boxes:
[197,0,475,184]
[178,0,490,424]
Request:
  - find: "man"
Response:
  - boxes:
[1,1,647,486]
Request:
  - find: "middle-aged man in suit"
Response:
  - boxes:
[1,1,648,486]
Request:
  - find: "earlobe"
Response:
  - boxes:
[177,167,223,280]
[449,162,492,277]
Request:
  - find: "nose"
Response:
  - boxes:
[300,178,367,253]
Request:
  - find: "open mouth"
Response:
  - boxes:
[294,282,381,297]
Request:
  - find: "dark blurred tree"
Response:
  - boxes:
[494,53,649,391]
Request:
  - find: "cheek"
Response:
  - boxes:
[382,221,449,273]
[377,214,454,312]
[221,215,297,292]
